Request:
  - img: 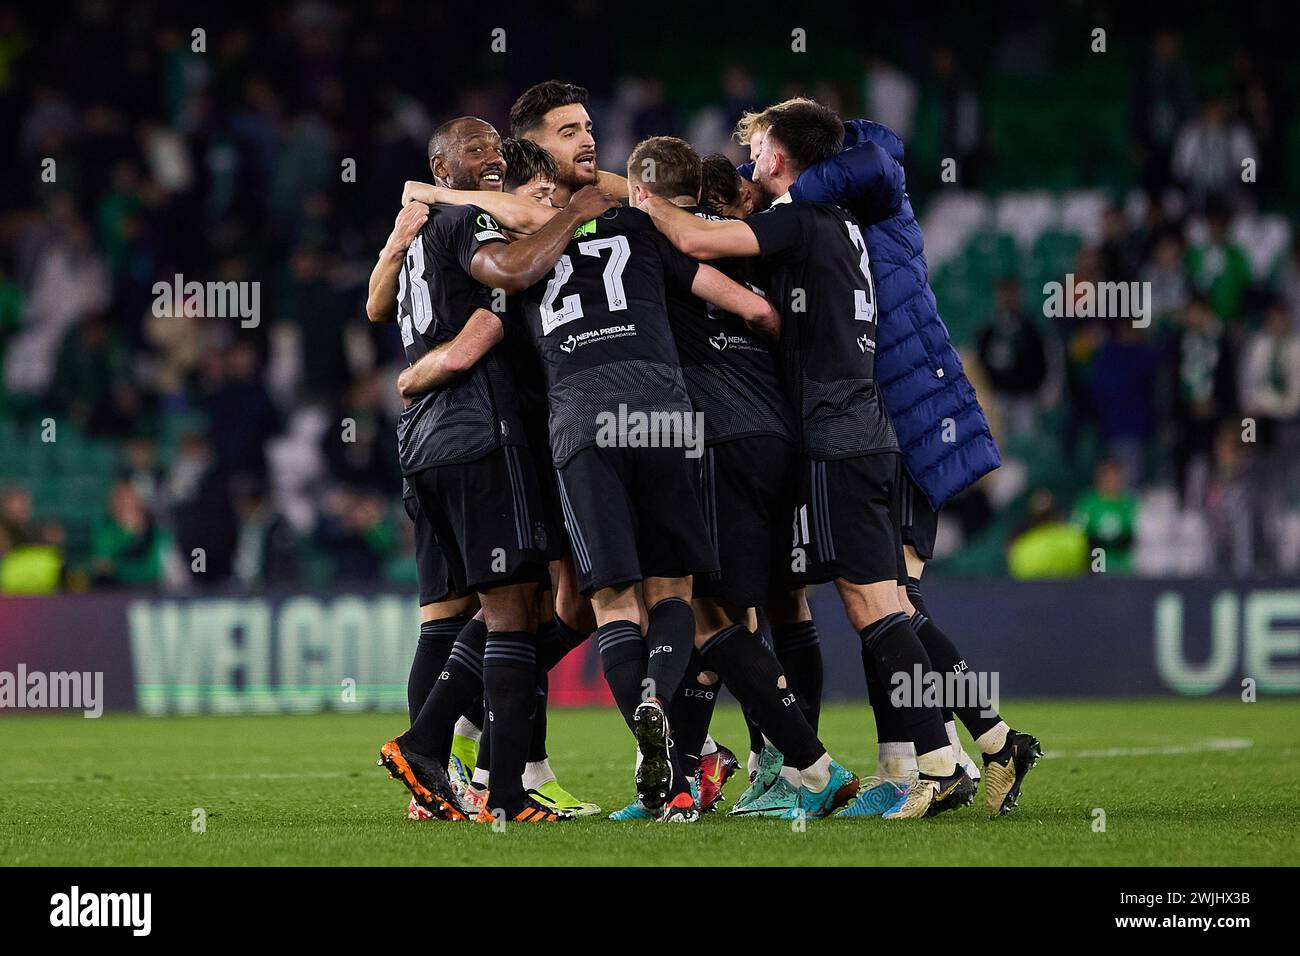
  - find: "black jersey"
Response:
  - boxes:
[395,204,526,474]
[745,199,897,458]
[664,207,796,447]
[517,206,699,467]
[497,294,548,433]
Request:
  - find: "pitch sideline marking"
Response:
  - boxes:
[1046,737,1253,759]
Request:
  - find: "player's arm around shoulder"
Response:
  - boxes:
[366,202,429,323]
[691,264,780,342]
[467,185,618,294]
[639,195,760,260]
[403,180,556,235]
[395,306,506,403]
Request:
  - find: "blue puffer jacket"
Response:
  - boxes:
[747,120,1001,509]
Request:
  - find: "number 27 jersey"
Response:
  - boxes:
[517,206,700,466]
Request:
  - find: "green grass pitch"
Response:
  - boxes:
[2,700,1297,866]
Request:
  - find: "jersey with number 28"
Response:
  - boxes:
[395,203,524,474]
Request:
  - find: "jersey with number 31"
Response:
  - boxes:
[745,200,898,459]
[517,206,700,466]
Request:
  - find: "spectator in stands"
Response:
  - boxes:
[51,314,142,438]
[928,46,985,189]
[315,487,392,585]
[201,340,280,486]
[1228,48,1281,205]
[1239,298,1300,569]
[0,521,65,595]
[4,208,110,400]
[862,55,918,141]
[1089,324,1163,485]
[1141,229,1190,324]
[1172,95,1258,214]
[1007,489,1088,580]
[1100,203,1143,284]
[283,246,352,407]
[1202,422,1258,576]
[1168,295,1238,505]
[1280,243,1300,317]
[0,485,35,549]
[120,436,165,511]
[1185,204,1253,321]
[1131,29,1197,201]
[1059,245,1107,463]
[232,482,299,590]
[1072,457,1139,574]
[0,485,66,594]
[167,430,238,587]
[91,481,164,588]
[322,369,399,494]
[977,277,1049,440]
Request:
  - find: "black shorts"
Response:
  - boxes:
[694,436,798,608]
[555,444,718,594]
[791,451,906,587]
[899,471,939,562]
[408,445,549,595]
[403,494,453,605]
[524,416,567,563]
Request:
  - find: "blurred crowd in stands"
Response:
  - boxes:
[0,2,1296,592]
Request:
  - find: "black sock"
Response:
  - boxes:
[909,599,1002,739]
[772,619,823,733]
[407,616,467,724]
[645,598,695,704]
[669,651,718,780]
[466,695,485,734]
[527,668,549,763]
[754,608,775,652]
[595,620,646,730]
[407,617,487,763]
[864,649,909,743]
[476,699,491,779]
[482,632,537,810]
[905,578,930,619]
[743,710,766,758]
[860,612,949,758]
[538,614,589,672]
[701,625,824,770]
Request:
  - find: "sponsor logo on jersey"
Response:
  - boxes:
[558,323,637,354]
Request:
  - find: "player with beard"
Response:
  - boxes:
[623,136,858,821]
[640,101,976,820]
[734,99,1042,817]
[376,116,617,824]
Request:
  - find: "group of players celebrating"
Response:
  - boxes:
[368,79,1042,824]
